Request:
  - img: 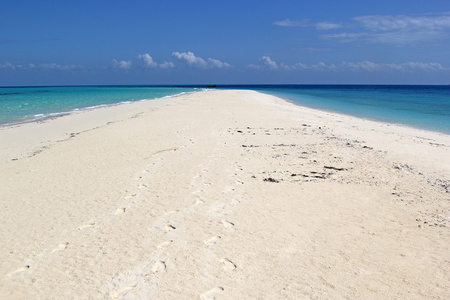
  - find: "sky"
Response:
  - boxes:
[1,0,450,86]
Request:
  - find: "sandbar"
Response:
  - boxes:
[0,90,449,299]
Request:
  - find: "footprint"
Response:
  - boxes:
[157,240,173,249]
[196,199,205,205]
[204,236,221,246]
[231,198,241,204]
[77,223,95,230]
[52,242,69,253]
[138,184,148,189]
[110,282,137,299]
[5,265,30,278]
[220,258,237,271]
[200,287,224,300]
[114,207,126,215]
[165,224,176,232]
[124,194,137,199]
[151,260,166,273]
[221,220,235,228]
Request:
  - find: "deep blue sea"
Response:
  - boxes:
[0,85,449,134]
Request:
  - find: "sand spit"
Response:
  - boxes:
[0,90,449,299]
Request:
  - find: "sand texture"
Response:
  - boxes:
[0,90,449,299]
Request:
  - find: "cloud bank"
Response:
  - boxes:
[254,56,449,72]
[0,62,85,71]
[2,53,448,77]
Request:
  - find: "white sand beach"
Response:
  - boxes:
[0,90,449,299]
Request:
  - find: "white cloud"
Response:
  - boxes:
[273,19,342,30]
[342,61,384,71]
[40,63,84,70]
[393,62,447,71]
[291,62,308,70]
[324,14,450,45]
[276,13,450,45]
[354,14,450,32]
[112,59,132,69]
[258,57,340,71]
[207,57,230,68]
[137,53,175,69]
[291,61,338,71]
[317,61,338,70]
[172,51,230,69]
[321,32,367,42]
[0,62,84,71]
[334,61,449,72]
[0,62,16,70]
[159,61,175,69]
[138,53,157,68]
[315,22,343,30]
[172,51,208,68]
[260,56,278,69]
[246,64,261,70]
[273,19,307,27]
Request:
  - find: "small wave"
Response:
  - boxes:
[84,104,107,110]
[161,92,187,99]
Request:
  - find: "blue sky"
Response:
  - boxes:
[1,0,450,85]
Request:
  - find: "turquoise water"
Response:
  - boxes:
[0,86,198,125]
[1,85,449,134]
[220,85,450,134]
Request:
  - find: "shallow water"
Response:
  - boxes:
[0,86,198,125]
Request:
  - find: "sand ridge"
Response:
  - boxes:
[0,90,449,299]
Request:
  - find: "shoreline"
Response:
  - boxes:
[0,90,199,128]
[0,93,187,163]
[1,90,449,299]
[262,91,450,136]
[257,90,450,135]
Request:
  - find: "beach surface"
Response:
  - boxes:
[0,90,449,299]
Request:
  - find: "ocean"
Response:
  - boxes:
[0,86,198,125]
[0,85,449,134]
